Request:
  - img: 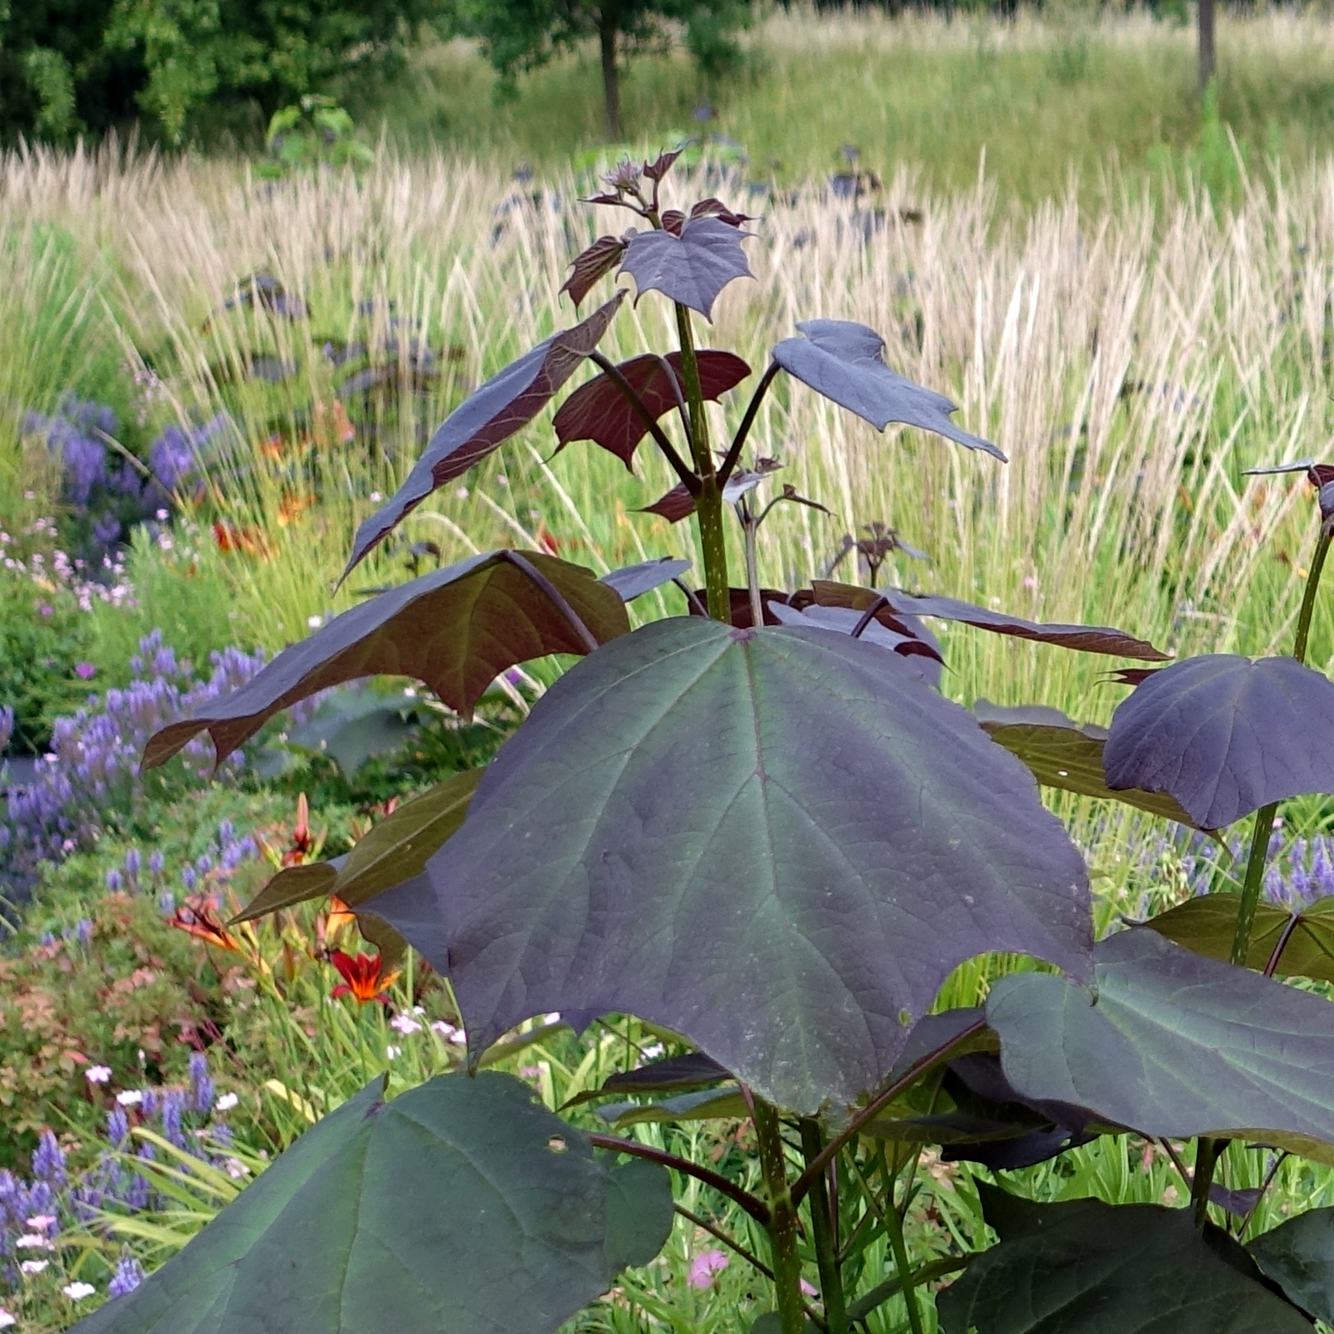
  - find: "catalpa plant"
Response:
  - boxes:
[84,151,1334,1333]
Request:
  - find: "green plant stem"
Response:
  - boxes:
[845,1256,971,1324]
[799,1120,849,1334]
[880,1173,926,1334]
[674,302,731,622]
[753,1099,805,1334]
[587,1132,769,1225]
[1198,530,1334,1221]
[1191,1136,1223,1227]
[742,502,764,628]
[1229,529,1331,966]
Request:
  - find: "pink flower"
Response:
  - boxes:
[74,662,97,679]
[688,1249,729,1289]
[801,1279,818,1297]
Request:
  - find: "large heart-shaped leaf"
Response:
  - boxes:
[73,1072,673,1334]
[370,617,1091,1113]
[938,1190,1310,1334]
[772,320,1006,460]
[144,553,628,770]
[618,217,754,320]
[234,770,480,923]
[1145,892,1334,981]
[1104,655,1334,830]
[989,927,1334,1161]
[553,351,750,468]
[811,581,1168,661]
[974,701,1201,827]
[342,294,623,577]
[1249,1206,1334,1322]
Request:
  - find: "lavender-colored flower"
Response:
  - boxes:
[31,1133,65,1187]
[106,1255,145,1298]
[104,868,123,892]
[148,850,164,877]
[160,1091,187,1149]
[157,890,175,915]
[0,707,13,754]
[105,1107,130,1149]
[188,1052,214,1115]
[123,848,141,880]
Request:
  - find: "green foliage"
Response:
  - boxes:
[0,566,94,756]
[258,96,374,178]
[452,0,754,135]
[0,890,227,1165]
[0,1,440,144]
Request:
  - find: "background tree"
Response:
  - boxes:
[452,0,754,141]
[0,0,440,145]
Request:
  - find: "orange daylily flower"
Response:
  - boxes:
[170,902,244,953]
[328,950,400,1005]
[276,492,315,527]
[212,521,272,558]
[325,895,357,935]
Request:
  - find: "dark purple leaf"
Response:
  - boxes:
[560,235,630,308]
[1249,1207,1334,1322]
[599,557,692,601]
[772,320,1005,460]
[143,551,629,771]
[553,350,749,468]
[643,148,681,182]
[1144,893,1334,982]
[989,927,1334,1161]
[686,588,795,626]
[1104,654,1334,829]
[690,197,755,228]
[1210,1184,1265,1219]
[938,1192,1309,1334]
[642,460,778,523]
[659,210,686,235]
[342,294,624,578]
[223,273,307,319]
[234,771,479,923]
[974,700,1202,827]
[70,1073,673,1334]
[767,603,943,687]
[619,217,754,321]
[811,580,1169,661]
[369,618,1091,1113]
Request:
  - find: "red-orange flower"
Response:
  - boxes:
[212,521,271,558]
[169,902,243,953]
[328,950,400,1004]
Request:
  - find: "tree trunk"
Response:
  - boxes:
[599,8,622,141]
[1198,0,1216,90]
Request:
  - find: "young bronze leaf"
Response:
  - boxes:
[1249,1207,1334,1323]
[686,587,795,626]
[143,553,628,771]
[642,467,774,524]
[368,618,1091,1115]
[989,927,1334,1162]
[811,581,1169,661]
[600,556,692,601]
[560,235,629,307]
[618,217,754,321]
[553,350,749,468]
[974,701,1201,828]
[233,770,480,923]
[1104,654,1334,830]
[690,197,755,227]
[772,320,1006,461]
[938,1194,1309,1334]
[72,1073,673,1334]
[342,294,623,577]
[1144,893,1334,983]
